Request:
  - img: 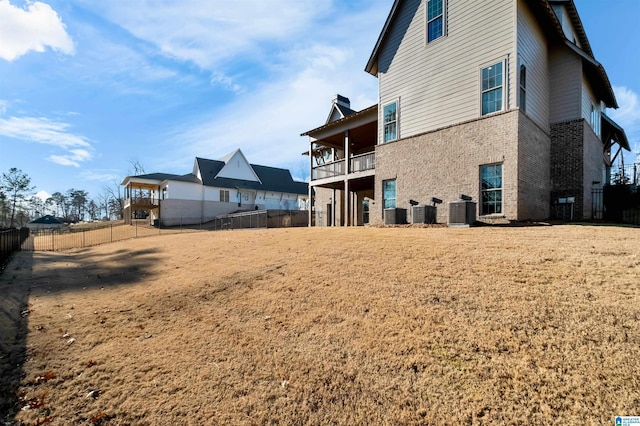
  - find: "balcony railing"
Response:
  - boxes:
[312,159,345,180]
[125,196,159,209]
[311,151,375,181]
[350,151,375,173]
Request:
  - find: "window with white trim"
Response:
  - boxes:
[427,0,445,43]
[383,101,398,143]
[481,61,504,115]
[591,104,600,137]
[481,164,502,215]
[220,189,230,202]
[519,63,526,112]
[383,179,396,209]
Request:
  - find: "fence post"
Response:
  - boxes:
[82,229,85,248]
[52,229,55,251]
[136,221,138,238]
[110,224,113,243]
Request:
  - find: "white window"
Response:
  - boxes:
[591,105,600,137]
[427,0,445,43]
[383,101,398,143]
[519,63,526,112]
[220,189,230,202]
[383,179,396,209]
[481,164,502,215]
[481,61,504,116]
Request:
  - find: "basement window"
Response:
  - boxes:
[383,179,396,209]
[481,164,502,215]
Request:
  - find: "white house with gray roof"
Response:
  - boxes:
[122,149,308,226]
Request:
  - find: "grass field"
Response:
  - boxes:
[1,225,639,425]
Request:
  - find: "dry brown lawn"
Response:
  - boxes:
[1,225,639,425]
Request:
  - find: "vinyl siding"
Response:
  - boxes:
[377,0,516,143]
[548,45,582,123]
[516,0,549,132]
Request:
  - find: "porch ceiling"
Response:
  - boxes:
[313,120,377,152]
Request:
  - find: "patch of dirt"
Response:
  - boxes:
[3,225,640,424]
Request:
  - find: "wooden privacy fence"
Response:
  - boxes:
[0,228,30,266]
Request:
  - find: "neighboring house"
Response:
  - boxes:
[122,149,308,226]
[27,215,66,231]
[303,0,629,226]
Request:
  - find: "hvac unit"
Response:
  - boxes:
[384,208,407,225]
[412,205,437,224]
[448,201,476,226]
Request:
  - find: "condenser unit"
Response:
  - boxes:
[448,201,476,226]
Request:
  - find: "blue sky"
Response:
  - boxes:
[0,0,639,202]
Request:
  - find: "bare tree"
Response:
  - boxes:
[104,181,124,220]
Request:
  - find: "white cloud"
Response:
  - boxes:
[35,189,51,201]
[79,169,122,182]
[47,149,92,167]
[0,0,74,61]
[610,86,640,157]
[0,115,94,166]
[0,116,90,148]
[81,0,332,70]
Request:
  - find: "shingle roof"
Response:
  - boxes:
[195,157,307,195]
[30,215,64,225]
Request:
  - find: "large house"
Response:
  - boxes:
[122,149,308,226]
[303,0,629,226]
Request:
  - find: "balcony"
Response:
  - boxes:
[125,196,159,210]
[311,151,375,181]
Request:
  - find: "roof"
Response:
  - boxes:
[301,104,378,137]
[30,215,64,225]
[365,0,617,108]
[120,172,201,185]
[602,113,630,151]
[122,152,307,196]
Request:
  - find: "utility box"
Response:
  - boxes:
[384,208,407,225]
[412,205,437,224]
[448,201,476,226]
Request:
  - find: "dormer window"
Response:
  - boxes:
[427,0,445,43]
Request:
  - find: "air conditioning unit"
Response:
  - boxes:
[384,208,407,225]
[448,201,476,226]
[412,205,437,224]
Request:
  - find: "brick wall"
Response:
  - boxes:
[550,119,585,219]
[517,111,552,219]
[374,111,527,224]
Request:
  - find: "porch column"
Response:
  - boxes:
[308,138,313,227]
[344,130,350,226]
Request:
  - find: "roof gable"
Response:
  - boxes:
[214,149,261,183]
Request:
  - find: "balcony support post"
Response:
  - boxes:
[344,130,350,226]
[308,138,313,227]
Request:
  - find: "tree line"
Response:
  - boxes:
[0,167,124,229]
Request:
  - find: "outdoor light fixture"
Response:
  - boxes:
[460,194,472,201]
[431,197,443,206]
[409,199,419,206]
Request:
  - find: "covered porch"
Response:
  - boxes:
[302,103,378,227]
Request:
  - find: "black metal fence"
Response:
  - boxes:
[20,210,309,252]
[1,228,30,266]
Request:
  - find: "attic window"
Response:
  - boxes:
[427,0,445,43]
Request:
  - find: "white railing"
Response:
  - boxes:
[350,151,375,173]
[312,159,345,180]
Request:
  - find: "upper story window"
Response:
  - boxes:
[220,189,230,203]
[383,179,397,209]
[519,63,527,112]
[427,0,445,43]
[383,101,398,143]
[591,105,600,137]
[481,164,502,215]
[481,61,504,116]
